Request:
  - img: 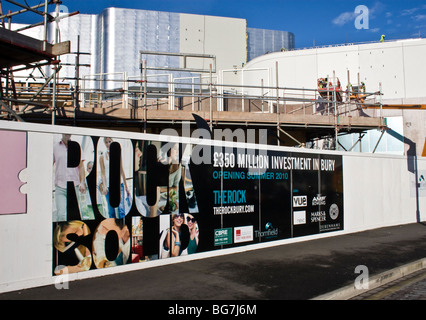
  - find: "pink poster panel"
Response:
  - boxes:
[0,129,27,215]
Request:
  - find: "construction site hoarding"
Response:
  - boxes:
[2,120,426,293]
[0,122,343,279]
[50,131,343,275]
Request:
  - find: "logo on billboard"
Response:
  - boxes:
[293,211,306,225]
[329,204,339,220]
[214,228,233,246]
[312,195,326,206]
[234,226,253,243]
[255,222,278,239]
[311,211,326,223]
[293,195,307,207]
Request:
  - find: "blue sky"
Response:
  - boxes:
[4,0,426,48]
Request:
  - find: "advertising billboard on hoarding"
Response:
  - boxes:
[51,133,343,275]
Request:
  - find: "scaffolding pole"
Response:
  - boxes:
[0,0,74,122]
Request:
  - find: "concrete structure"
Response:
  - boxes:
[243,38,426,104]
[15,7,294,89]
[0,4,386,155]
[242,38,426,156]
[5,6,383,149]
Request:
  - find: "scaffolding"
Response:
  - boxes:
[3,58,385,149]
[0,6,385,149]
[0,0,76,123]
[134,53,384,147]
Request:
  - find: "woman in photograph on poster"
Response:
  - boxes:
[158,143,181,215]
[134,141,145,196]
[53,220,92,274]
[98,137,131,219]
[134,140,151,217]
[166,143,181,193]
[78,161,96,220]
[131,216,144,262]
[52,134,89,222]
[92,218,130,268]
[185,214,199,254]
[160,213,189,258]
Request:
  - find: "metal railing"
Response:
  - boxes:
[75,71,382,118]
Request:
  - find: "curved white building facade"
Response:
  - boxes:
[241,38,426,156]
[243,38,426,104]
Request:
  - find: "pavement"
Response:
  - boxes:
[2,222,426,301]
[350,268,426,300]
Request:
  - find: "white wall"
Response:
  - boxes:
[0,121,425,292]
[0,131,53,290]
[343,153,424,232]
[243,39,426,103]
[180,13,247,73]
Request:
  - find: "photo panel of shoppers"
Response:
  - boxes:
[92,218,131,268]
[53,220,92,275]
[52,134,95,222]
[134,139,151,217]
[159,213,199,259]
[96,137,133,219]
[135,140,181,217]
[131,216,144,263]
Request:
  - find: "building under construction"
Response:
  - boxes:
[3,1,426,297]
[0,1,413,152]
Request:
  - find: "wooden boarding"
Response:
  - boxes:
[367,104,426,110]
[29,106,381,130]
[0,28,70,68]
